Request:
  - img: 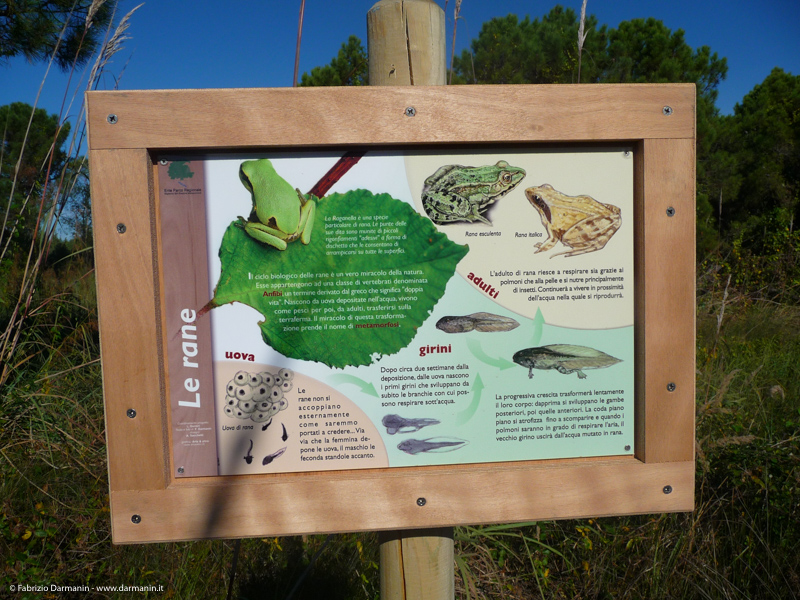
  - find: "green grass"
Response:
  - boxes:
[0,259,380,599]
[2,252,799,599]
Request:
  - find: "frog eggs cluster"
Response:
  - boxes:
[223,368,293,423]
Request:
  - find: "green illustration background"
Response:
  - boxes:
[212,189,469,368]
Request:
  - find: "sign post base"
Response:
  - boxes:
[379,528,454,599]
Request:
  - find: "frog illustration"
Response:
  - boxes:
[238,158,315,251]
[422,160,526,225]
[525,184,621,258]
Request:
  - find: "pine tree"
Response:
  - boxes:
[0,0,114,70]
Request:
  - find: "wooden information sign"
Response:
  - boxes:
[87,85,695,544]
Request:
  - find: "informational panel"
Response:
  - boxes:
[160,148,636,478]
[86,85,696,544]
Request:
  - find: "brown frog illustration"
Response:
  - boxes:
[525,184,621,258]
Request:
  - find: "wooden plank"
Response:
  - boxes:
[156,160,218,478]
[109,458,693,544]
[90,149,168,493]
[86,84,695,151]
[642,138,696,462]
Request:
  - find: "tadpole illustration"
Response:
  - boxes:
[397,437,468,455]
[436,312,519,333]
[382,414,440,435]
[263,446,287,466]
[281,423,288,442]
[243,439,254,464]
[512,344,622,379]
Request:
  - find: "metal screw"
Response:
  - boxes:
[666,207,676,217]
[131,514,142,524]
[662,106,673,116]
[116,223,127,234]
[624,150,631,157]
[107,114,118,124]
[624,445,631,451]
[159,159,168,165]
[177,467,185,474]
[405,106,416,117]
[667,382,677,392]
[126,408,137,419]
[416,497,426,506]
[663,485,673,495]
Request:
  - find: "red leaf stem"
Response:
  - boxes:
[307,150,365,198]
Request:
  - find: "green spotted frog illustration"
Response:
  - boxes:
[421,160,526,225]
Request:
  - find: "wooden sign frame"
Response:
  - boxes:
[87,84,695,544]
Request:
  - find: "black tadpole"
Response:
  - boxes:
[263,446,287,466]
[281,423,288,442]
[243,439,254,464]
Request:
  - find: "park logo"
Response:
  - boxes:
[162,160,202,196]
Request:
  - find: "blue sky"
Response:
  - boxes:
[1,0,799,119]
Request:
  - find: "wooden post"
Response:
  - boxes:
[367,0,446,86]
[378,529,454,599]
[367,1,453,598]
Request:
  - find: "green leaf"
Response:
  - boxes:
[212,190,468,367]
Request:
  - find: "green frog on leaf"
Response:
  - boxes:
[237,159,316,250]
